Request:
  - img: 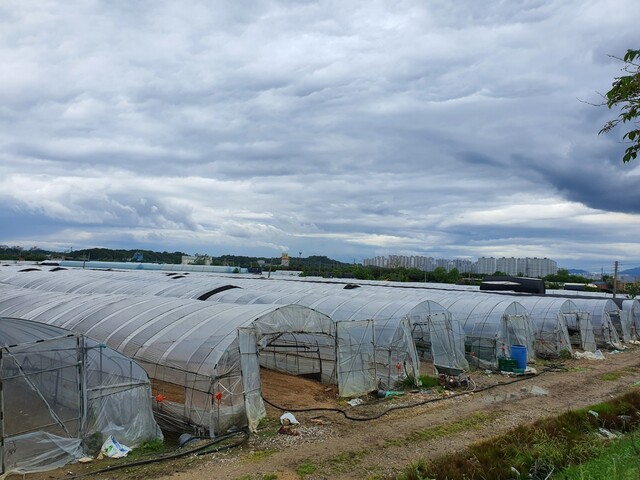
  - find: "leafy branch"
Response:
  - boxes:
[600,49,640,163]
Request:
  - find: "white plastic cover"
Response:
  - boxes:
[0,317,160,477]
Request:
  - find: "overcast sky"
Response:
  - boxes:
[1,1,639,272]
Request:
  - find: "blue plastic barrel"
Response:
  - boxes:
[510,345,527,370]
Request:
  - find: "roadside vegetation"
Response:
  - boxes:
[398,390,640,480]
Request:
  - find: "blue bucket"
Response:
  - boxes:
[510,345,527,370]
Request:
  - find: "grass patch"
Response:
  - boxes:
[556,434,640,479]
[600,371,626,381]
[246,449,277,462]
[410,411,494,441]
[296,461,316,477]
[387,411,495,448]
[399,390,640,480]
[323,448,370,473]
[263,474,278,480]
[400,374,440,389]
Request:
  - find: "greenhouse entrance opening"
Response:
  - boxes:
[504,314,533,360]
[259,331,336,385]
[254,319,377,401]
[564,313,597,352]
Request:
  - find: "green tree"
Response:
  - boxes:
[431,267,449,283]
[600,49,640,163]
[624,283,640,299]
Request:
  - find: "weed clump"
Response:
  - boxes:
[399,390,640,480]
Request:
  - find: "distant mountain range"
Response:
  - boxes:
[567,269,591,276]
[567,267,640,277]
[620,266,640,276]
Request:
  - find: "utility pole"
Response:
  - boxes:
[613,260,619,299]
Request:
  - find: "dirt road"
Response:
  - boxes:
[163,349,640,480]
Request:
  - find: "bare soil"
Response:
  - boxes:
[22,348,640,480]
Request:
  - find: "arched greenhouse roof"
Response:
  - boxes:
[206,288,467,373]
[571,298,624,347]
[0,284,334,373]
[508,297,578,355]
[0,267,241,301]
[622,299,640,338]
[0,316,161,476]
[0,284,338,434]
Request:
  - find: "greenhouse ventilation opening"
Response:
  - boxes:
[570,299,624,348]
[0,285,378,437]
[510,297,590,357]
[417,293,536,370]
[0,317,161,477]
[203,288,424,389]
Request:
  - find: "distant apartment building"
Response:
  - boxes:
[496,257,519,276]
[518,257,558,278]
[476,257,497,274]
[363,255,558,278]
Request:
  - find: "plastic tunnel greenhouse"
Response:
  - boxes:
[0,317,161,477]
[506,297,596,357]
[207,288,468,377]
[0,267,468,383]
[0,266,240,301]
[0,285,378,437]
[622,299,640,339]
[409,293,536,370]
[570,298,625,348]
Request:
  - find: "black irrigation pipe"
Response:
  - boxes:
[263,369,551,422]
[67,429,249,479]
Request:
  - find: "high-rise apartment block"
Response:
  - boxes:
[362,255,558,278]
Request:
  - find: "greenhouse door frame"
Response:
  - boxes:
[238,328,266,433]
[335,320,377,398]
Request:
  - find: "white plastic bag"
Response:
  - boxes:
[100,435,131,458]
[280,412,299,425]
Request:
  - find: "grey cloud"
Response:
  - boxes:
[1,0,640,268]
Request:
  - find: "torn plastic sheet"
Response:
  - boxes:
[101,436,131,458]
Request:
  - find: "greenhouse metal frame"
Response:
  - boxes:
[0,285,379,437]
[208,288,468,376]
[0,316,160,477]
[570,298,624,348]
[622,299,640,339]
[501,297,598,356]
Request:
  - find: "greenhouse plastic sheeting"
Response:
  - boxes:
[0,266,237,301]
[570,299,624,348]
[0,317,160,477]
[622,300,640,339]
[501,297,574,357]
[409,293,536,370]
[0,271,387,393]
[0,285,375,436]
[205,288,469,386]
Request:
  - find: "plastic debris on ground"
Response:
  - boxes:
[520,386,548,396]
[347,398,364,406]
[500,366,537,377]
[377,390,405,398]
[100,435,131,458]
[574,350,605,360]
[280,412,299,425]
[278,412,300,436]
[597,428,620,440]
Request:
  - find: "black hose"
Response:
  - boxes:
[67,429,249,478]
